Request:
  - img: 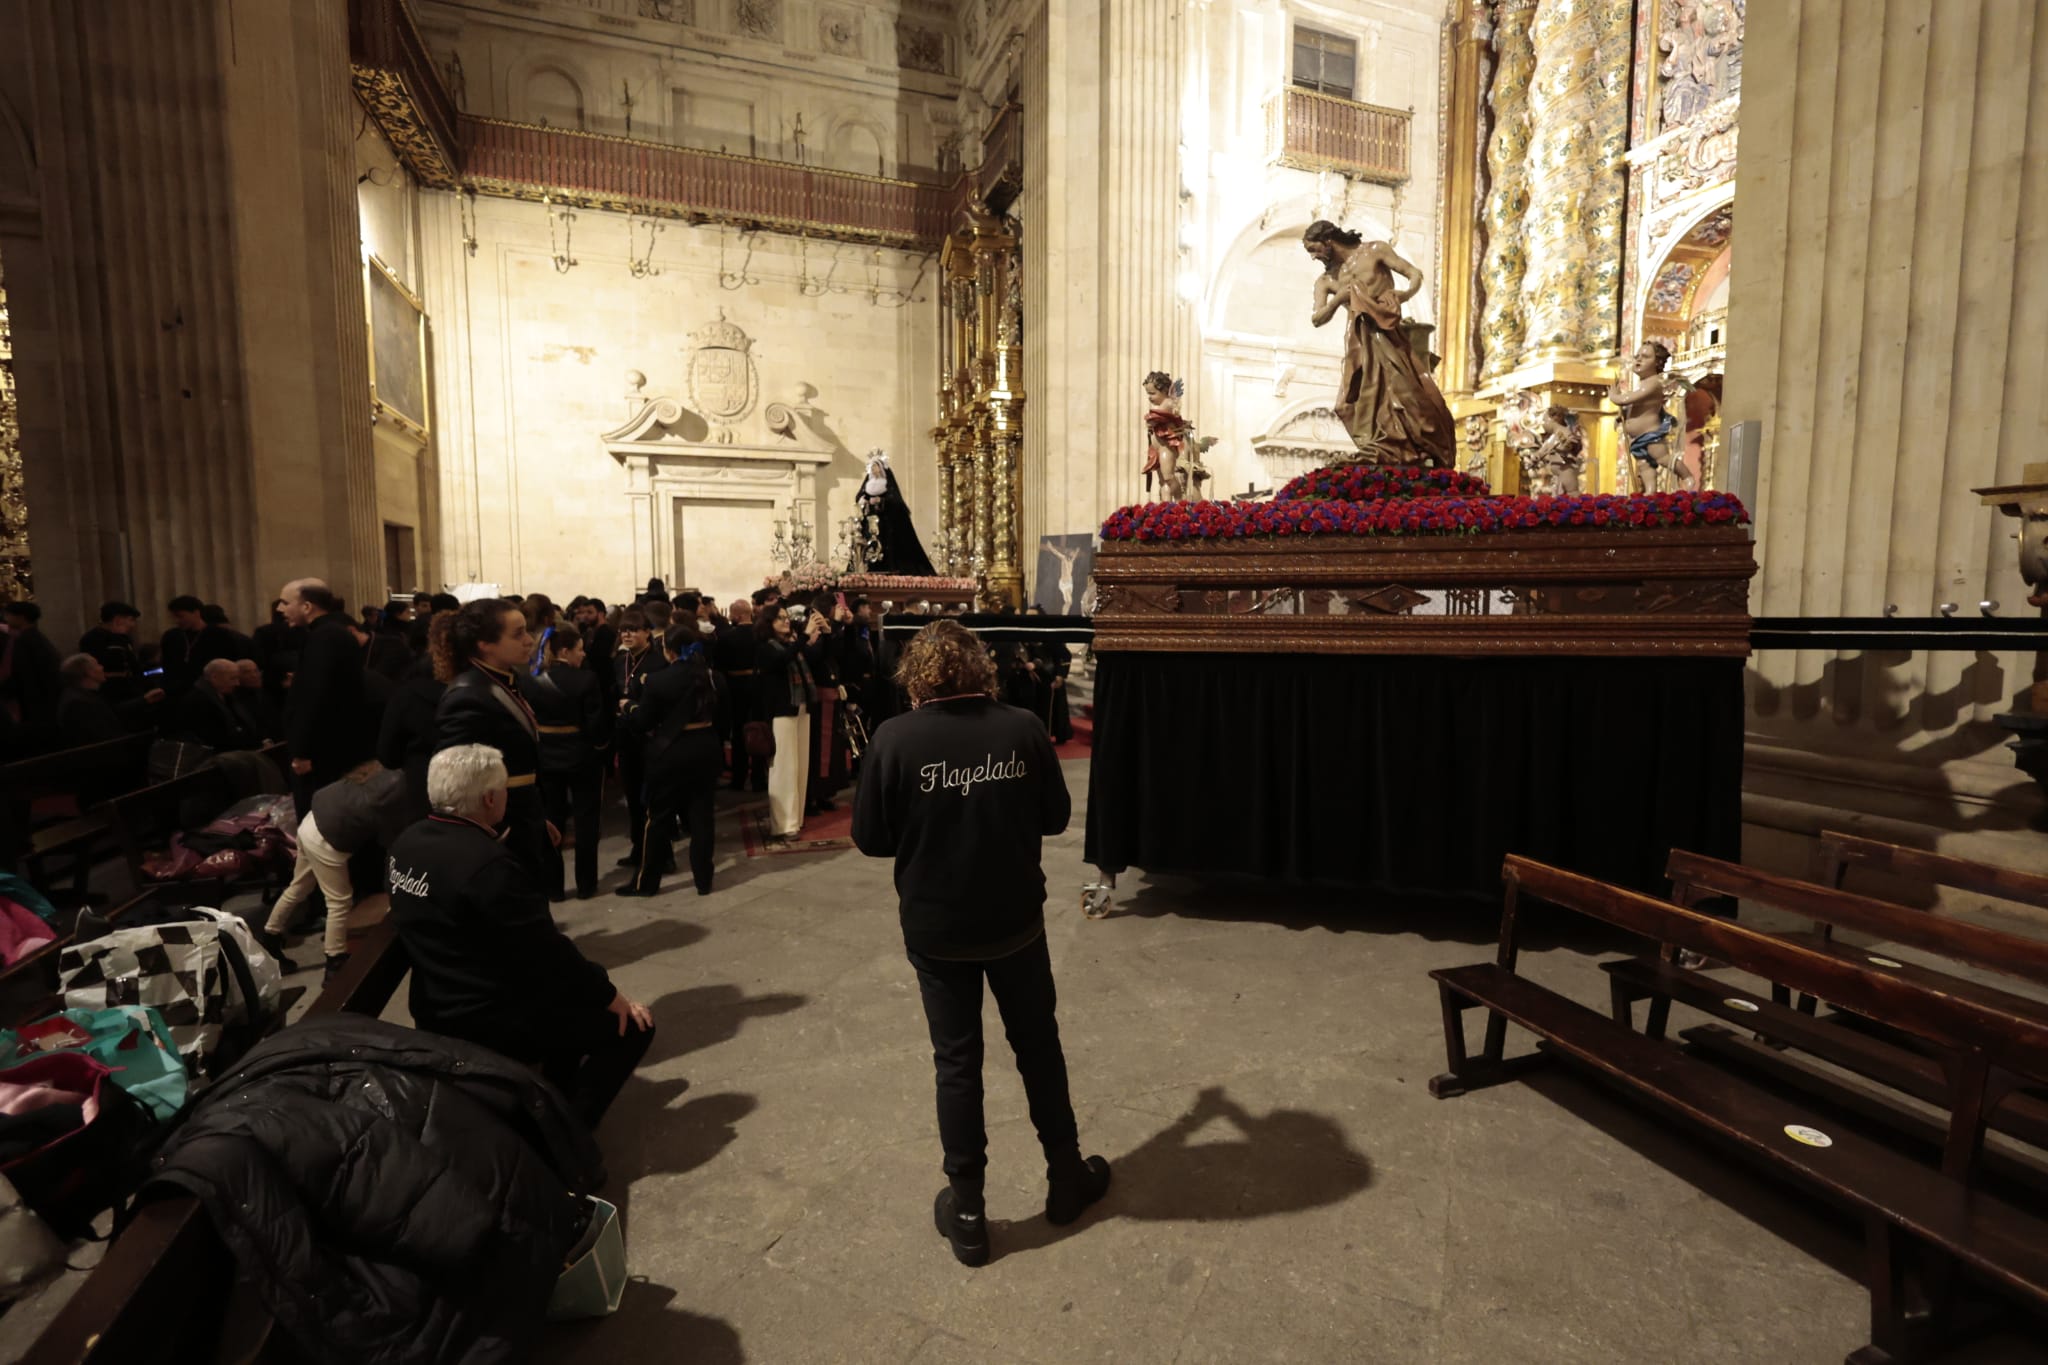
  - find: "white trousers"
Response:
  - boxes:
[263,812,354,957]
[766,707,810,837]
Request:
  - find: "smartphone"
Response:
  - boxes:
[788,604,808,621]
[143,666,165,678]
[834,592,848,612]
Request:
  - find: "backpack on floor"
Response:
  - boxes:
[57,908,281,1075]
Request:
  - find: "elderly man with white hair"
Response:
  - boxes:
[168,658,259,753]
[387,744,655,1129]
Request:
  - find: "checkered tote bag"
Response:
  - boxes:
[56,907,282,1067]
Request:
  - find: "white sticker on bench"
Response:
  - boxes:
[1723,998,1760,1013]
[1867,956,1903,969]
[1784,1124,1833,1149]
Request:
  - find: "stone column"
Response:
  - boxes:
[1094,0,1191,514]
[1476,0,1535,381]
[1518,0,1630,364]
[0,0,380,629]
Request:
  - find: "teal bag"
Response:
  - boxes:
[546,1197,625,1320]
[0,1006,190,1124]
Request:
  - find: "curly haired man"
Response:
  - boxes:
[852,621,1110,1265]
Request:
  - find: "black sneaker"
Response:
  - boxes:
[252,928,301,975]
[933,1188,989,1267]
[323,953,351,985]
[1045,1155,1112,1226]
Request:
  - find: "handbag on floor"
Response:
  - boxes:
[0,1006,190,1124]
[546,1197,625,1321]
[0,1051,158,1240]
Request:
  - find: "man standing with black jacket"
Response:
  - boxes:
[852,620,1109,1267]
[280,578,368,814]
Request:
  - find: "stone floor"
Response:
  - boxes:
[3,755,2043,1363]
[508,758,2045,1365]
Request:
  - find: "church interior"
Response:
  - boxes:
[2,0,2047,1361]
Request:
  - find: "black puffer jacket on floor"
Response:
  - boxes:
[142,1016,605,1365]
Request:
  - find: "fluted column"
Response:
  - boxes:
[1,0,381,629]
[1519,0,1629,363]
[1477,0,1535,381]
[1094,0,1190,512]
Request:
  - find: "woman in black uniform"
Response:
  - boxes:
[531,624,612,901]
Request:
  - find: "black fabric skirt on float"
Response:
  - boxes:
[1082,651,1743,902]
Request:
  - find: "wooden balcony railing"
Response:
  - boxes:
[349,0,998,243]
[462,118,950,245]
[1266,87,1410,185]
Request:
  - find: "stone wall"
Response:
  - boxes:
[411,188,938,607]
[1725,0,2048,876]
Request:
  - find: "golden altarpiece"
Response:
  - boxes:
[929,107,1026,609]
[1434,0,1741,497]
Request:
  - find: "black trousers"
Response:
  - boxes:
[619,741,649,857]
[725,679,764,789]
[636,728,722,893]
[537,1012,654,1130]
[906,933,1080,1201]
[541,763,604,896]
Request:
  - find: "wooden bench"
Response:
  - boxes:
[0,735,154,905]
[1430,854,2048,1363]
[1819,830,2048,916]
[103,745,293,905]
[21,920,412,1365]
[1664,848,2048,1027]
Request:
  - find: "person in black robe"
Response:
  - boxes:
[531,624,611,901]
[858,455,936,576]
[3,602,64,744]
[77,602,145,703]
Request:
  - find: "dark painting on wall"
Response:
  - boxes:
[1032,533,1096,615]
[367,256,429,437]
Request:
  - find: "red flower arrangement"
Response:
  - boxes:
[1100,490,1751,543]
[1274,465,1493,503]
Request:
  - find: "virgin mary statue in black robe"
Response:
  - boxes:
[859,456,936,576]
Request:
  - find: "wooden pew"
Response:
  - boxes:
[21,920,412,1365]
[0,887,167,1026]
[102,745,292,905]
[1819,830,2048,917]
[1430,854,2048,1363]
[0,735,154,904]
[1663,848,2048,1022]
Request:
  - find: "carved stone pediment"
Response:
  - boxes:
[1251,403,1357,464]
[600,394,835,463]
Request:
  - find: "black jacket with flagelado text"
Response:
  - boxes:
[387,814,615,1058]
[852,696,1070,956]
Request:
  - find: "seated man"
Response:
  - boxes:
[169,659,259,752]
[388,744,655,1129]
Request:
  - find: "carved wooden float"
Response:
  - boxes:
[1090,525,1757,657]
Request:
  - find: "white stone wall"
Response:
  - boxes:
[413,189,939,606]
[1189,0,1446,504]
[417,0,962,179]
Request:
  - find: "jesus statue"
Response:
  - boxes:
[1302,220,1457,467]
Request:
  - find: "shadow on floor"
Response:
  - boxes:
[572,916,711,966]
[601,1078,759,1246]
[990,1085,1372,1261]
[537,1276,746,1365]
[642,983,809,1067]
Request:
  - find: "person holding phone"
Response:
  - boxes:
[755,603,820,840]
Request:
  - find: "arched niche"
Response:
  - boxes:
[824,114,891,177]
[1636,197,1734,489]
[524,65,587,131]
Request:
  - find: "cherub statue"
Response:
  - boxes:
[1461,414,1490,481]
[1608,341,1697,493]
[1302,220,1458,467]
[1532,406,1587,496]
[1141,371,1217,502]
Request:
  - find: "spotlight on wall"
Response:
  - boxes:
[1175,270,1202,303]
